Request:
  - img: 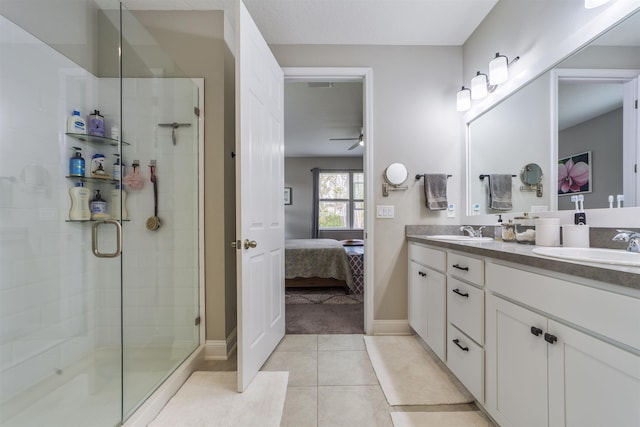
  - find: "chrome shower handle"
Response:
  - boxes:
[92,220,122,258]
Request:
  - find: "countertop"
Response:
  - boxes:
[407,235,640,291]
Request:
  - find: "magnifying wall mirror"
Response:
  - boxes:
[382,163,409,196]
[384,163,408,186]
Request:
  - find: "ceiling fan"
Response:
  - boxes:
[329,129,364,151]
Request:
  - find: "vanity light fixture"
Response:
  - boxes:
[584,0,611,9]
[456,86,471,112]
[471,71,489,99]
[489,53,520,85]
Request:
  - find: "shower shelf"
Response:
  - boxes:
[65,132,130,146]
[66,219,130,222]
[65,175,118,184]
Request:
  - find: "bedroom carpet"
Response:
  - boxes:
[286,287,364,334]
[364,335,474,406]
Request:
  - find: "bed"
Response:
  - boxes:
[285,239,356,293]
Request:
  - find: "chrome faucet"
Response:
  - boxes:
[612,230,640,253]
[460,226,486,238]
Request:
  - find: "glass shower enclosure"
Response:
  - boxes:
[0,1,201,426]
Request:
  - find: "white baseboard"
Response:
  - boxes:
[371,320,412,335]
[123,345,204,427]
[204,328,237,360]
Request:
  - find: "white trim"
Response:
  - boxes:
[282,67,375,335]
[123,346,204,427]
[204,328,237,360]
[193,77,206,347]
[371,320,412,336]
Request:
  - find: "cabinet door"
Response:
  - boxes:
[548,320,640,427]
[424,267,446,361]
[486,295,548,427]
[408,260,428,340]
[408,260,446,361]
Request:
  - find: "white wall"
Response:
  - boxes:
[284,156,363,240]
[273,45,463,320]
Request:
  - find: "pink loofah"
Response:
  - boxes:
[123,162,144,190]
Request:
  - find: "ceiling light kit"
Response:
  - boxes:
[456,52,520,112]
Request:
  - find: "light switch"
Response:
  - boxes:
[376,205,395,218]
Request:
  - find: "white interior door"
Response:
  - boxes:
[236,0,285,392]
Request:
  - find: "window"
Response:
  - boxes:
[318,170,364,230]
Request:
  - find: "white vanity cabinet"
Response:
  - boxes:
[407,243,446,361]
[485,263,640,427]
[446,252,485,402]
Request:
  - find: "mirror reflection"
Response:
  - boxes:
[467,9,640,215]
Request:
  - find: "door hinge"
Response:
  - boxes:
[635,99,638,109]
[194,106,200,117]
[195,316,201,326]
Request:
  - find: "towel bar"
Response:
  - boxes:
[415,174,452,180]
[479,174,516,181]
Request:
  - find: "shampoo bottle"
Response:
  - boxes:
[88,110,105,137]
[69,182,91,220]
[67,109,86,134]
[112,154,124,181]
[110,184,128,220]
[69,147,85,177]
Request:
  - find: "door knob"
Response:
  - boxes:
[244,239,257,249]
[231,240,241,249]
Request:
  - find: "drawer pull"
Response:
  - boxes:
[544,333,558,344]
[452,288,469,298]
[452,339,469,352]
[530,326,543,337]
[418,271,427,277]
[452,264,469,271]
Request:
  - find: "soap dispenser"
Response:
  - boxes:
[69,147,85,177]
[90,189,109,220]
[69,182,91,221]
[494,214,503,241]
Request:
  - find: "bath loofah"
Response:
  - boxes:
[123,162,144,190]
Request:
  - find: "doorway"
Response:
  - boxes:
[283,68,374,335]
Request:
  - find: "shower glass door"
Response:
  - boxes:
[0,2,201,426]
[119,4,201,420]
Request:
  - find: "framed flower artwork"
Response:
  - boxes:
[558,151,592,195]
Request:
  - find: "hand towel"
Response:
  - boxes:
[489,174,513,210]
[424,174,448,210]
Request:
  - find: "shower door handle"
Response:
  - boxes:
[92,220,122,258]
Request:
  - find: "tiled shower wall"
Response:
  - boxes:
[0,15,199,407]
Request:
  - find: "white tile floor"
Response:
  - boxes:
[197,334,494,427]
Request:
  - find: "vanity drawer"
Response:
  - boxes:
[409,243,446,272]
[448,252,484,285]
[447,324,484,402]
[447,277,484,345]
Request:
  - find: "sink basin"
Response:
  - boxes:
[532,247,640,267]
[424,235,493,242]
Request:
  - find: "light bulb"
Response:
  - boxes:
[456,86,471,112]
[489,53,508,85]
[471,72,488,100]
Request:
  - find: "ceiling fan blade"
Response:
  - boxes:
[348,141,362,150]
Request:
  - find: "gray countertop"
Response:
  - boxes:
[406,235,640,291]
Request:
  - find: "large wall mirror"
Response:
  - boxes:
[467,9,640,220]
